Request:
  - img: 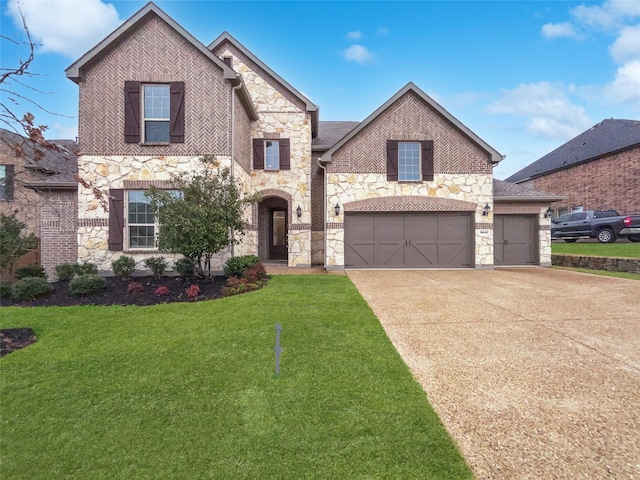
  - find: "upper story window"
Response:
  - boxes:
[124,81,185,144]
[252,138,290,171]
[386,140,434,182]
[0,164,14,201]
[398,142,420,181]
[143,85,170,143]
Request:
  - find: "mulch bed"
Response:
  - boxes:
[1,328,37,357]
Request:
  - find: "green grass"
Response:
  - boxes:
[0,276,471,479]
[552,241,640,258]
[553,266,640,281]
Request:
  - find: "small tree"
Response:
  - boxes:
[0,212,39,272]
[146,156,259,277]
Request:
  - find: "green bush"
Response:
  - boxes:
[15,264,46,280]
[0,281,13,300]
[224,255,261,279]
[111,256,136,279]
[143,256,168,278]
[80,261,98,275]
[174,257,194,278]
[56,261,99,281]
[69,274,106,296]
[11,277,52,301]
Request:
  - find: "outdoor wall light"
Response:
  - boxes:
[482,204,491,216]
[335,203,341,216]
[544,206,553,218]
[296,205,302,218]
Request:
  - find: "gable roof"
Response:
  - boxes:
[312,121,360,152]
[320,82,504,164]
[65,2,257,120]
[209,31,319,136]
[506,119,640,183]
[0,128,78,176]
[493,179,563,203]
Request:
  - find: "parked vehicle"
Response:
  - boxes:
[551,210,640,243]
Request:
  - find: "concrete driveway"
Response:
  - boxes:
[347,268,640,480]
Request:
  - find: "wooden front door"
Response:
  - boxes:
[269,209,287,260]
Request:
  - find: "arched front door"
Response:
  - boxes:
[258,197,288,262]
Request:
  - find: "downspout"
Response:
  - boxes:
[318,158,328,270]
[230,76,243,258]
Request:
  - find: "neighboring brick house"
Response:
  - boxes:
[51,2,559,277]
[0,128,78,275]
[506,119,640,216]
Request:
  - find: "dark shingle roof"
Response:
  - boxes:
[506,119,640,183]
[312,121,360,151]
[493,179,563,202]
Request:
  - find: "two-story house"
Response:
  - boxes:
[49,2,559,278]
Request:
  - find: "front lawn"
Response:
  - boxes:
[552,241,640,258]
[0,276,471,479]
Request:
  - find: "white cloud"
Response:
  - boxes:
[48,123,78,140]
[609,24,640,63]
[571,0,640,32]
[487,82,591,139]
[603,60,640,104]
[343,44,375,65]
[6,0,122,59]
[346,30,363,40]
[541,22,581,39]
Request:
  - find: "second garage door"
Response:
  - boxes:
[494,215,537,265]
[345,213,473,268]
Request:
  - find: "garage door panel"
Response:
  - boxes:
[346,243,375,267]
[376,243,405,267]
[494,215,537,265]
[406,243,438,266]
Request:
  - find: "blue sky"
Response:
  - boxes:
[2,0,639,179]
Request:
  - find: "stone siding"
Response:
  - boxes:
[533,146,640,215]
[552,254,640,274]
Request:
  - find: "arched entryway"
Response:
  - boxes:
[258,196,289,262]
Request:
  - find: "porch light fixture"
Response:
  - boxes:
[544,206,553,218]
[482,204,491,216]
[296,205,302,218]
[335,203,341,216]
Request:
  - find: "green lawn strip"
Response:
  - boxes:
[552,266,640,281]
[0,275,471,479]
[552,242,640,258]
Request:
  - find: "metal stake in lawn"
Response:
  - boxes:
[275,323,282,375]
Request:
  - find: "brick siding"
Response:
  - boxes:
[40,190,78,279]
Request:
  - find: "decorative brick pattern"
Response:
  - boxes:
[494,203,547,215]
[123,180,176,189]
[40,190,78,278]
[329,91,492,175]
[78,16,231,156]
[532,146,640,214]
[475,222,493,229]
[345,195,476,212]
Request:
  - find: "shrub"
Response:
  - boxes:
[69,274,106,296]
[243,263,267,283]
[127,282,144,294]
[224,255,261,279]
[174,257,194,278]
[155,285,170,296]
[185,284,200,300]
[0,281,13,300]
[80,261,98,275]
[11,277,52,301]
[111,255,136,279]
[56,262,99,281]
[221,274,266,297]
[143,256,168,278]
[15,264,46,280]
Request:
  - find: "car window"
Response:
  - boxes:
[556,214,572,223]
[594,210,618,218]
[570,213,588,221]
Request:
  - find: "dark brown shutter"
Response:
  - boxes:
[253,139,264,169]
[4,164,14,200]
[279,138,290,170]
[421,140,434,181]
[386,140,399,181]
[170,82,185,143]
[108,189,124,251]
[124,82,140,143]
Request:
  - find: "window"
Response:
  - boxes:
[398,142,420,181]
[124,81,185,144]
[386,140,433,182]
[0,164,14,201]
[265,140,280,170]
[252,138,290,170]
[127,191,156,248]
[143,85,170,143]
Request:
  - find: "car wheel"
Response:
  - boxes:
[627,234,640,243]
[597,228,616,243]
[563,239,578,243]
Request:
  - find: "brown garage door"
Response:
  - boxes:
[494,215,537,265]
[345,213,472,268]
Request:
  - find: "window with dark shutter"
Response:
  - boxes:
[169,82,185,143]
[386,140,399,181]
[124,82,141,143]
[421,140,434,181]
[108,189,124,251]
[253,139,265,169]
